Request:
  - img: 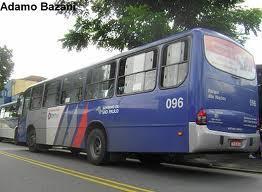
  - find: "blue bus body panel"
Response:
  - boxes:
[204,72,257,133]
[88,84,189,152]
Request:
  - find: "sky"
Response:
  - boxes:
[0,0,261,80]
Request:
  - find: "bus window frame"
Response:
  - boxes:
[22,88,32,116]
[85,61,117,101]
[30,85,44,111]
[17,94,24,116]
[159,36,191,90]
[60,72,85,105]
[203,34,256,81]
[42,79,62,109]
[116,47,159,97]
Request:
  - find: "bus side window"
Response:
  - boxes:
[17,95,24,116]
[31,85,44,110]
[61,73,83,104]
[43,80,61,108]
[117,50,157,95]
[161,40,189,88]
[85,62,116,100]
[22,89,31,117]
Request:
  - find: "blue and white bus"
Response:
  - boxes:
[16,28,260,165]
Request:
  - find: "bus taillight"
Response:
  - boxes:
[196,109,207,125]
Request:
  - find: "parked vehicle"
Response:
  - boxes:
[0,101,19,143]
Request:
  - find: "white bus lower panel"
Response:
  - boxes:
[189,122,260,153]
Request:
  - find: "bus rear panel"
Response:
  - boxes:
[189,32,259,153]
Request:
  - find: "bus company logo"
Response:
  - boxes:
[48,112,59,120]
[96,105,119,115]
[96,106,103,115]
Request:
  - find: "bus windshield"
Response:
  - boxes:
[204,35,256,80]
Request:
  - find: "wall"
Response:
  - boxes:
[11,79,38,96]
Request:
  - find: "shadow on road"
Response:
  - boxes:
[27,149,257,181]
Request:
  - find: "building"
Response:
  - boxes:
[0,75,46,105]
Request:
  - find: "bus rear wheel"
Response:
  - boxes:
[86,128,109,165]
[27,128,39,152]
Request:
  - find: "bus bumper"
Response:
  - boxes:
[189,122,260,153]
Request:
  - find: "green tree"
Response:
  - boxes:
[0,46,14,90]
[58,0,262,51]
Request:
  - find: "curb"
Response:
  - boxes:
[174,160,262,174]
[210,165,262,174]
[175,161,213,169]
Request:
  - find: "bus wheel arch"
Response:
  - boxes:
[85,121,109,165]
[86,121,108,141]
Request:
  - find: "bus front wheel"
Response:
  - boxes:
[86,128,109,165]
[27,128,39,152]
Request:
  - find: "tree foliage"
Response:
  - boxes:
[0,46,14,91]
[57,0,262,51]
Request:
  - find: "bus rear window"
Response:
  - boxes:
[204,35,255,80]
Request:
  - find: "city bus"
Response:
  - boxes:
[16,28,260,165]
[0,101,19,143]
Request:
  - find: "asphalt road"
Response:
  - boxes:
[0,142,262,192]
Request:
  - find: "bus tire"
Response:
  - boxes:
[27,128,39,152]
[86,128,109,165]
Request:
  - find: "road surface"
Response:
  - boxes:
[0,142,261,192]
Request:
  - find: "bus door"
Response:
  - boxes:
[17,89,31,143]
[54,74,84,147]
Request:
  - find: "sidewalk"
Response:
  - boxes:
[181,153,262,173]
